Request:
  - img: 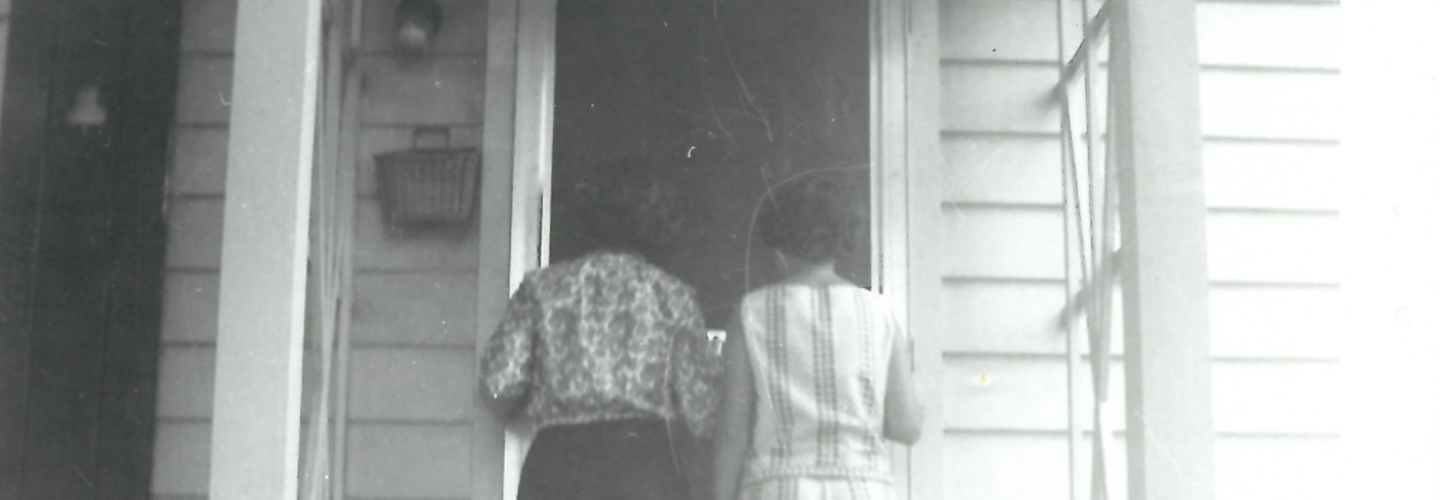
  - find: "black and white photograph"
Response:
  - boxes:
[0,0,1436,499]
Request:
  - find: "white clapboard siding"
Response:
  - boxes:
[160,271,220,343]
[337,6,488,499]
[1203,140,1341,212]
[151,1,233,495]
[1195,3,1344,500]
[923,1,1345,498]
[941,431,1341,500]
[939,206,1064,279]
[1209,284,1342,359]
[943,433,1071,500]
[943,432,1125,500]
[941,135,1063,205]
[156,347,217,419]
[939,0,1060,63]
[151,422,212,495]
[351,272,480,346]
[155,0,488,497]
[346,423,473,498]
[153,422,322,497]
[925,3,1087,499]
[1196,1,1340,70]
[180,0,237,54]
[1215,436,1342,500]
[348,348,476,421]
[1212,360,1341,435]
[938,280,1067,353]
[1207,211,1341,285]
[155,346,319,421]
[169,127,230,196]
[352,199,482,271]
[939,1,1343,68]
[938,279,1124,356]
[360,57,486,126]
[174,56,234,125]
[941,357,1340,435]
[941,356,1105,432]
[1201,70,1340,141]
[940,64,1061,134]
[164,197,225,271]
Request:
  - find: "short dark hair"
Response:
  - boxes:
[575,157,685,257]
[757,174,862,261]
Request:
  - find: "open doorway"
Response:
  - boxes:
[548,0,872,328]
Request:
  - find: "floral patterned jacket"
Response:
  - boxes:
[480,251,721,436]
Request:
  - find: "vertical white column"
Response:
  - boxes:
[901,0,948,499]
[1110,1,1214,499]
[208,0,324,498]
[477,2,519,499]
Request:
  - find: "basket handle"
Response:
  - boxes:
[413,126,450,150]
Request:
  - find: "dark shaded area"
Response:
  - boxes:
[0,0,181,497]
[551,0,871,327]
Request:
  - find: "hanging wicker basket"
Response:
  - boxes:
[375,128,481,233]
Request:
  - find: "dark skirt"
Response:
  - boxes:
[518,418,689,500]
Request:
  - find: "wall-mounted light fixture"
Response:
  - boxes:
[394,0,443,55]
[66,85,107,129]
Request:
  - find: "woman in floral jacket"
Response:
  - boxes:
[481,159,721,500]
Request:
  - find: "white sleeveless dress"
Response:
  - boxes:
[737,284,904,500]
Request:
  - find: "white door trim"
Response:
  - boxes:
[476,1,557,499]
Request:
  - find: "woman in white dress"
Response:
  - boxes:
[713,176,924,500]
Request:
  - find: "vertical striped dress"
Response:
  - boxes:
[737,284,903,500]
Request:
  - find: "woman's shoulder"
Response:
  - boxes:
[527,251,655,281]
[743,282,878,299]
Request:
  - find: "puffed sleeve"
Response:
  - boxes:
[481,279,540,402]
[665,284,723,437]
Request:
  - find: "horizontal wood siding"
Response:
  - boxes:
[351,273,479,346]
[151,422,211,496]
[343,0,487,497]
[152,0,489,497]
[347,348,477,422]
[927,0,1341,498]
[943,357,1338,435]
[940,432,1342,500]
[929,1,1076,497]
[151,0,235,494]
[352,199,481,272]
[160,271,220,343]
[1197,2,1342,499]
[169,128,230,196]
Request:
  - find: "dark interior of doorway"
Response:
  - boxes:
[0,0,182,497]
[550,0,871,328]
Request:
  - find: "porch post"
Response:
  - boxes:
[208,0,324,498]
[1110,1,1215,499]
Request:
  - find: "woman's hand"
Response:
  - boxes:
[883,333,924,445]
[712,312,755,500]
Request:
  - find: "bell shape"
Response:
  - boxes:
[66,85,108,128]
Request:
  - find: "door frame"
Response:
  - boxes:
[483,1,924,498]
[476,1,556,500]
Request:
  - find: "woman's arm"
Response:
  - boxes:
[668,286,722,437]
[712,312,755,500]
[883,332,924,445]
[479,280,539,420]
